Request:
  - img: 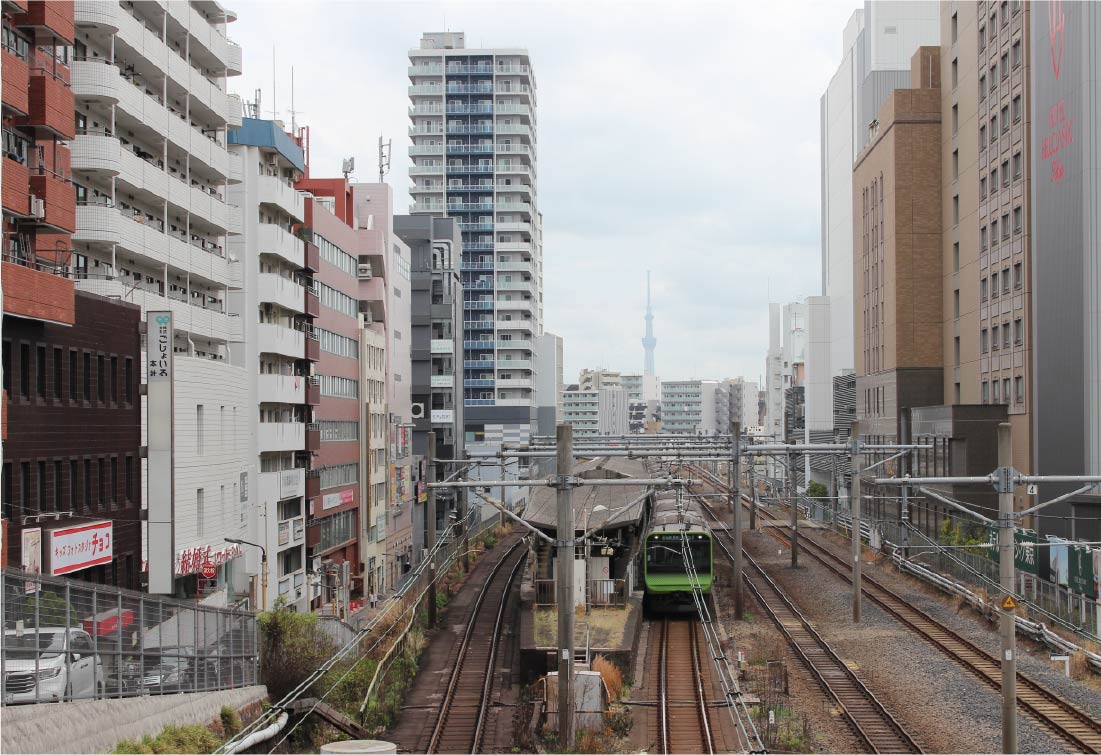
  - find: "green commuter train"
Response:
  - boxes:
[641,491,714,613]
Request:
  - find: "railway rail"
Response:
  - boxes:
[691,465,1101,754]
[426,541,527,754]
[703,506,922,753]
[656,618,716,754]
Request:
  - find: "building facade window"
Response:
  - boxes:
[319,420,359,441]
[319,462,358,489]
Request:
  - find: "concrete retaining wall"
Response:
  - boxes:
[0,685,268,754]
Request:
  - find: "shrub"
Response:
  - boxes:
[592,655,623,702]
[806,481,828,499]
[219,706,242,738]
[113,724,221,754]
[259,599,338,701]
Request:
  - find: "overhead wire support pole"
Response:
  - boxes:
[427,431,437,629]
[996,422,1017,755]
[900,408,912,559]
[731,421,744,619]
[788,447,798,568]
[555,423,575,750]
[851,421,862,623]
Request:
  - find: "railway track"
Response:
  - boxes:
[426,542,527,754]
[656,618,715,754]
[691,466,1101,753]
[706,519,922,753]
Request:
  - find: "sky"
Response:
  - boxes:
[228,0,859,384]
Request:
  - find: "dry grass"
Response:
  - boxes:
[1070,651,1090,680]
[592,654,624,702]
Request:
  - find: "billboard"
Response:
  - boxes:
[47,521,112,576]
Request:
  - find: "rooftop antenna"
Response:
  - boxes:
[342,157,355,181]
[378,135,391,184]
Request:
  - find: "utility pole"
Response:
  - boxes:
[997,422,1017,755]
[900,409,912,558]
[851,421,862,623]
[731,421,744,619]
[555,423,575,749]
[460,450,471,573]
[788,448,798,568]
[427,431,437,629]
[748,459,758,531]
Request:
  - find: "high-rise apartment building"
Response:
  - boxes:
[408,31,542,447]
[578,368,621,391]
[561,386,627,438]
[533,331,563,438]
[227,117,313,611]
[69,0,250,596]
[764,302,807,440]
[819,2,940,431]
[660,380,719,435]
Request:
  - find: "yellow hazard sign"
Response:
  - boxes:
[1002,595,1017,611]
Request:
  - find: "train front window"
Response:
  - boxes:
[646,533,710,574]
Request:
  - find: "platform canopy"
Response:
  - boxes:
[522,456,652,533]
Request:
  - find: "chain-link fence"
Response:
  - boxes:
[2,568,258,706]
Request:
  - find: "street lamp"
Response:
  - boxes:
[225,538,267,610]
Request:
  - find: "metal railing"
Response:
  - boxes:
[533,578,626,608]
[1,568,257,705]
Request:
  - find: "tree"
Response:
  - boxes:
[806,481,828,499]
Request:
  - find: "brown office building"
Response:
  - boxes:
[853,46,945,440]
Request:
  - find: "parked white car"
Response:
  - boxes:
[3,628,104,704]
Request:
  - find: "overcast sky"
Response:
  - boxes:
[229,0,858,385]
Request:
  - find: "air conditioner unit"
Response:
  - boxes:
[31,196,45,219]
[357,263,373,279]
[410,403,426,419]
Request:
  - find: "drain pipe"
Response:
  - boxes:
[223,711,289,754]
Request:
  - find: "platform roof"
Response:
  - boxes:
[523,456,651,532]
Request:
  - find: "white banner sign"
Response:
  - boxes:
[147,311,175,594]
[48,521,112,576]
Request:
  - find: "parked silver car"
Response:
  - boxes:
[3,628,104,704]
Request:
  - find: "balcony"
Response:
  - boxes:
[497,360,533,370]
[495,163,532,175]
[23,64,75,139]
[458,222,494,232]
[411,202,444,213]
[304,241,320,272]
[2,49,29,115]
[465,379,495,388]
[461,261,494,271]
[226,92,243,129]
[409,165,443,176]
[16,0,75,43]
[463,301,493,310]
[462,241,495,252]
[258,322,305,359]
[258,273,305,313]
[430,409,454,424]
[495,201,533,214]
[73,1,120,31]
[496,279,535,293]
[409,144,444,155]
[305,423,321,452]
[430,374,454,388]
[258,174,304,222]
[447,144,493,154]
[430,339,454,354]
[464,359,495,369]
[75,278,242,342]
[445,124,493,135]
[70,58,119,105]
[28,172,75,232]
[258,223,304,269]
[1,258,75,324]
[258,373,305,405]
[305,376,321,405]
[494,104,531,117]
[258,422,306,454]
[496,340,532,351]
[446,164,494,174]
[496,260,533,272]
[496,378,532,389]
[226,41,242,76]
[463,320,494,330]
[448,202,494,211]
[408,64,444,76]
[305,288,320,317]
[2,158,30,216]
[305,331,320,361]
[71,132,121,175]
[408,84,444,96]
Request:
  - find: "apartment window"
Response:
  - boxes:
[992,272,1000,297]
[952,195,959,225]
[992,326,1001,351]
[981,226,989,250]
[980,75,987,100]
[52,461,62,513]
[952,149,959,180]
[979,25,987,50]
[1001,213,1010,239]
[982,381,990,403]
[980,124,987,149]
[1001,161,1010,188]
[951,12,958,43]
[1014,318,1023,345]
[319,420,359,441]
[197,489,205,537]
[53,348,62,399]
[1001,53,1009,80]
[83,459,91,510]
[981,176,988,199]
[1003,322,1012,348]
[951,59,958,89]
[319,462,358,489]
[109,356,117,402]
[953,242,960,272]
[1013,206,1023,233]
[196,405,204,455]
[1001,105,1009,132]
[1012,41,1022,68]
[97,458,105,508]
[21,462,30,515]
[953,289,960,318]
[96,355,105,402]
[954,336,961,365]
[125,456,134,502]
[36,346,45,398]
[1013,152,1022,179]
[69,350,78,400]
[1012,95,1022,123]
[991,168,998,193]
[991,115,998,139]
[125,358,133,403]
[1002,267,1011,294]
[1014,262,1023,288]
[992,379,1000,402]
[70,460,78,510]
[951,105,959,135]
[1001,1,1009,26]
[110,457,117,508]
[992,218,999,242]
[1015,376,1024,403]
[981,275,989,303]
[981,328,990,353]
[37,461,46,513]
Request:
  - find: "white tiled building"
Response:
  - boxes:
[70,0,251,596]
